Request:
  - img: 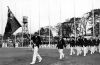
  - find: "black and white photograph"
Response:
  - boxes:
[0,0,100,65]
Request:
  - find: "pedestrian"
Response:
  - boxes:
[70,38,75,55]
[56,37,66,60]
[30,35,42,64]
[83,38,88,56]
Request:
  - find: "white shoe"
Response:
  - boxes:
[77,54,79,56]
[84,54,86,56]
[70,54,72,55]
[30,62,35,64]
[39,58,42,62]
[63,54,65,58]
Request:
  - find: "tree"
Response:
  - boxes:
[87,9,100,36]
[88,22,99,36]
[62,22,73,37]
[55,23,62,36]
[34,26,53,36]
[68,17,81,37]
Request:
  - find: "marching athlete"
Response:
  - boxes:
[70,38,75,55]
[56,37,66,60]
[30,35,42,64]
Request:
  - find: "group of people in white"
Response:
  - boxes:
[2,41,19,48]
[67,37,100,56]
[30,35,100,64]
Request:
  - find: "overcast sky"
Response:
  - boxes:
[0,0,100,35]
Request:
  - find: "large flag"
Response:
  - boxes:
[3,7,21,39]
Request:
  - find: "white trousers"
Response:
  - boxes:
[31,46,42,63]
[99,45,100,53]
[76,46,82,56]
[58,49,64,59]
[70,47,75,55]
[90,46,96,54]
[83,46,88,56]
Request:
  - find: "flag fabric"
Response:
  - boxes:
[3,7,21,39]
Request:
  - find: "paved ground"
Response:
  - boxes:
[0,48,100,65]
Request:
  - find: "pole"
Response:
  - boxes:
[14,1,16,47]
[38,0,40,36]
[73,0,76,41]
[14,34,16,47]
[22,24,23,47]
[81,17,84,36]
[92,0,95,37]
[29,6,31,47]
[99,18,100,36]
[99,17,100,36]
[59,0,62,38]
[1,1,3,46]
[48,0,51,46]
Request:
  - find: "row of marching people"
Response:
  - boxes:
[30,35,100,64]
[56,37,100,60]
[67,37,100,56]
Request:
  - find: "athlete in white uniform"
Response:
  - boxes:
[30,36,42,64]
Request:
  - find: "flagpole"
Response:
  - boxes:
[14,35,16,47]
[48,0,51,46]
[14,1,17,47]
[29,25,31,47]
[92,0,95,37]
[99,17,100,36]
[1,2,3,47]
[81,17,84,36]
[22,7,24,47]
[73,0,76,41]
[22,22,23,47]
[29,5,32,47]
[38,0,40,36]
[59,0,62,38]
